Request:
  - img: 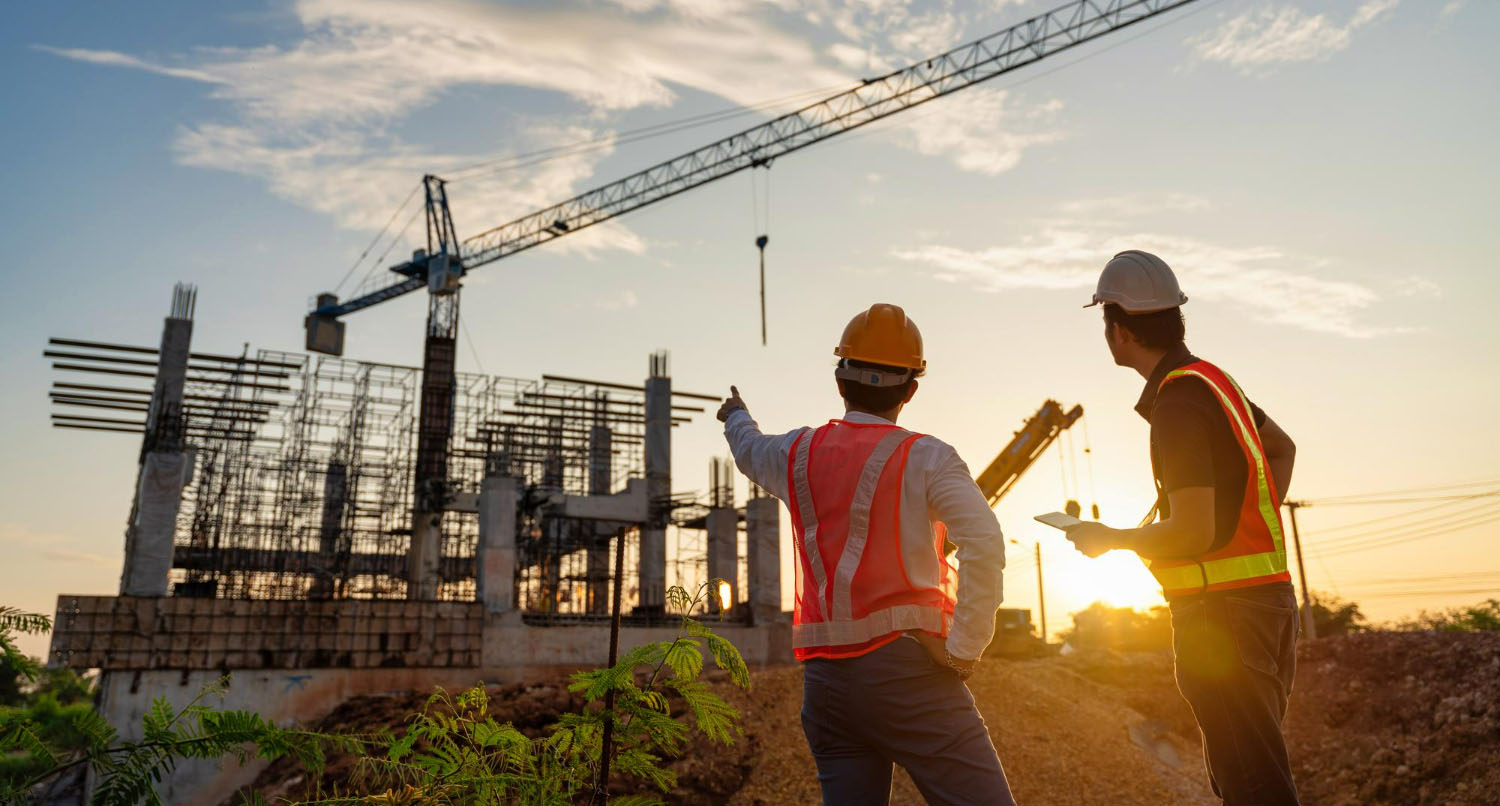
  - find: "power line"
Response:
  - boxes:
[1298,477,1500,505]
[1304,496,1480,539]
[1317,510,1500,558]
[1298,490,1500,507]
[1310,499,1500,549]
[1348,588,1500,600]
[1348,569,1500,587]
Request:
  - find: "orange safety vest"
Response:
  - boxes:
[786,420,956,661]
[1147,360,1291,597]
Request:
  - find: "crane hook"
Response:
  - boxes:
[756,235,769,346]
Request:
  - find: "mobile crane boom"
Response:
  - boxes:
[976,399,1084,506]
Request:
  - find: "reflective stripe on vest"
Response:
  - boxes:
[792,603,948,649]
[790,431,829,620]
[1148,365,1289,595]
[788,423,950,654]
[831,429,913,621]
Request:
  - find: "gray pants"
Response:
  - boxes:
[801,637,1015,806]
[1171,584,1301,806]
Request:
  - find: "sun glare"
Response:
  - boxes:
[1064,551,1162,610]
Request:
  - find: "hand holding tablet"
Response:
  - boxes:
[1033,511,1084,530]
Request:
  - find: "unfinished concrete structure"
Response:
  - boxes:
[45,288,788,803]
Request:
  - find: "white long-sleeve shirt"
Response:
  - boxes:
[724,408,1006,660]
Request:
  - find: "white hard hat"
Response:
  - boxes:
[1084,250,1188,313]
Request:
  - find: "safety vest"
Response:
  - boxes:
[786,420,956,661]
[1147,360,1291,597]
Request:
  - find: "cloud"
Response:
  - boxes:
[1392,275,1441,298]
[1440,1,1467,21]
[893,196,1400,338]
[40,0,850,265]
[595,290,640,311]
[1191,0,1399,70]
[1057,193,1211,216]
[892,89,1065,176]
[41,0,1065,269]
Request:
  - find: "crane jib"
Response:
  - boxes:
[316,0,1199,321]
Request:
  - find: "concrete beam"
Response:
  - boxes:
[544,478,648,523]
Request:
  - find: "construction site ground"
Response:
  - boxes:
[239,630,1500,805]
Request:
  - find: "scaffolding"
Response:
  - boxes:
[48,337,718,613]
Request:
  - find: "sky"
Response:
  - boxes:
[2,0,1497,658]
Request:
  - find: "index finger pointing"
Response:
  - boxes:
[730,385,740,398]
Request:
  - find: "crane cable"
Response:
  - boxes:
[1082,413,1100,520]
[750,167,772,346]
[334,180,423,295]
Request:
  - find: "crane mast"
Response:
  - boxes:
[301,0,1199,601]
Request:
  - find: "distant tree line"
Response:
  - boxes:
[1059,594,1500,652]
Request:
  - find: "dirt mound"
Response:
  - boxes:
[234,631,1500,805]
[726,655,1214,806]
[1285,631,1500,806]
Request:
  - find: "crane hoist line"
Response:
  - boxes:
[303,0,1202,354]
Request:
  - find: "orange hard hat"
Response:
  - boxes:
[834,303,925,370]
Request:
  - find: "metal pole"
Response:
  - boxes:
[1035,542,1047,645]
[1285,501,1317,639]
[594,527,626,804]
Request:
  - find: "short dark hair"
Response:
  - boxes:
[839,359,923,412]
[1103,303,1185,350]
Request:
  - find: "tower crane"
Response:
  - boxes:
[301,0,1199,599]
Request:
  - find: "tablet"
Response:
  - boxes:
[1034,511,1084,530]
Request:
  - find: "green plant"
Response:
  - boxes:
[1307,592,1367,636]
[0,607,49,707]
[308,581,751,806]
[1,603,359,806]
[1397,598,1500,632]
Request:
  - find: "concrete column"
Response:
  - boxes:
[706,508,738,614]
[587,424,612,614]
[408,514,442,601]
[121,287,194,597]
[477,475,519,614]
[639,353,670,611]
[746,496,782,625]
[121,451,192,596]
[310,460,349,599]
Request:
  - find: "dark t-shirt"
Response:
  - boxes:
[1135,346,1266,555]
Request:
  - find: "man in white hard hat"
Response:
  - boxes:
[1064,250,1302,805]
[716,303,1014,806]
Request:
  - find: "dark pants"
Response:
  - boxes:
[801,637,1015,806]
[1170,584,1301,806]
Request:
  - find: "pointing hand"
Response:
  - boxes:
[716,385,748,422]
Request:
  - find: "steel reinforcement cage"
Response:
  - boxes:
[48,338,714,612]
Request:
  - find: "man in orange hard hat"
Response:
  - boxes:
[717,303,1014,806]
[1064,251,1302,805]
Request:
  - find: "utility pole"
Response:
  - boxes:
[1035,542,1047,645]
[1285,501,1317,640]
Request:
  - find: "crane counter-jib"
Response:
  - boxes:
[305,0,1202,336]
